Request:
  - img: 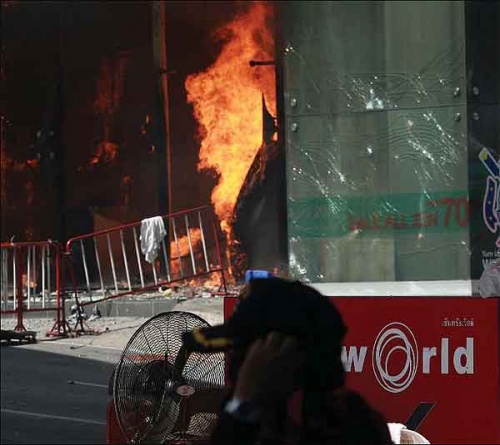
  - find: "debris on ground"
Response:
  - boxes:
[0,290,226,347]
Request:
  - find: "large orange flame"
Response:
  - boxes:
[185,2,275,234]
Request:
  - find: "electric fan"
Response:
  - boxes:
[113,311,227,444]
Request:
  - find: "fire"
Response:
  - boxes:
[90,51,128,166]
[168,228,204,278]
[170,228,202,258]
[185,2,276,234]
[184,272,223,289]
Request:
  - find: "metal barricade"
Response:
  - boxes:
[0,240,67,336]
[65,206,227,311]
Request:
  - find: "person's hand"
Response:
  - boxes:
[233,332,304,408]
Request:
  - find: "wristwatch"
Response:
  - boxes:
[224,398,260,423]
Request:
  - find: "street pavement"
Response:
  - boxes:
[0,298,224,444]
[1,342,117,444]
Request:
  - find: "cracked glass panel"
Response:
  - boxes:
[283,1,470,290]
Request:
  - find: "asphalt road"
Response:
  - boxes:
[1,341,121,444]
[0,300,225,444]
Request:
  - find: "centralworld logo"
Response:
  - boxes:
[371,322,419,394]
[341,323,474,394]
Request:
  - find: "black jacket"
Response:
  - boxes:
[210,389,394,445]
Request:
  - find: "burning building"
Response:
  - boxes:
[185,1,287,276]
[1,2,161,242]
[1,1,289,280]
[9,0,495,289]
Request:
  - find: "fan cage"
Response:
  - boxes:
[113,311,226,444]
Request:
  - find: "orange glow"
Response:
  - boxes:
[26,159,39,169]
[168,229,201,278]
[90,141,118,166]
[202,273,223,288]
[91,51,128,166]
[184,272,222,289]
[185,2,275,234]
[170,228,202,258]
[0,154,29,172]
[93,51,128,117]
[0,153,31,203]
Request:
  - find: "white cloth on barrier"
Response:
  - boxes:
[140,216,167,264]
[388,423,431,444]
[478,259,500,297]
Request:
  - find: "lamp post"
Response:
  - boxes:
[152,1,172,219]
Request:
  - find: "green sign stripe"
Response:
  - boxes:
[288,191,469,237]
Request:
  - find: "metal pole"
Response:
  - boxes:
[172,217,183,278]
[55,245,62,332]
[14,248,26,332]
[120,230,132,291]
[185,215,196,275]
[198,211,210,272]
[80,239,92,300]
[47,246,51,305]
[212,214,227,294]
[153,1,172,217]
[26,246,31,309]
[1,248,7,311]
[32,246,37,302]
[161,238,171,281]
[93,238,105,298]
[152,260,158,285]
[41,246,46,308]
[12,247,16,311]
[132,227,145,288]
[106,234,118,293]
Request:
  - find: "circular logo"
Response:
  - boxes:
[372,322,418,393]
[176,385,195,397]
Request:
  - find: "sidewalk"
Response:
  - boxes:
[0,297,224,352]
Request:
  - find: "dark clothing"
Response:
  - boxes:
[183,278,392,444]
[210,389,394,445]
[183,278,347,360]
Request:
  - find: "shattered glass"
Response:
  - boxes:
[282,1,471,293]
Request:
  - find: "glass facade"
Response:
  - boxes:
[282,1,473,289]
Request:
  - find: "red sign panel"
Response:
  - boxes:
[224,296,500,444]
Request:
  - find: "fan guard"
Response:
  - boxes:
[113,311,226,444]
